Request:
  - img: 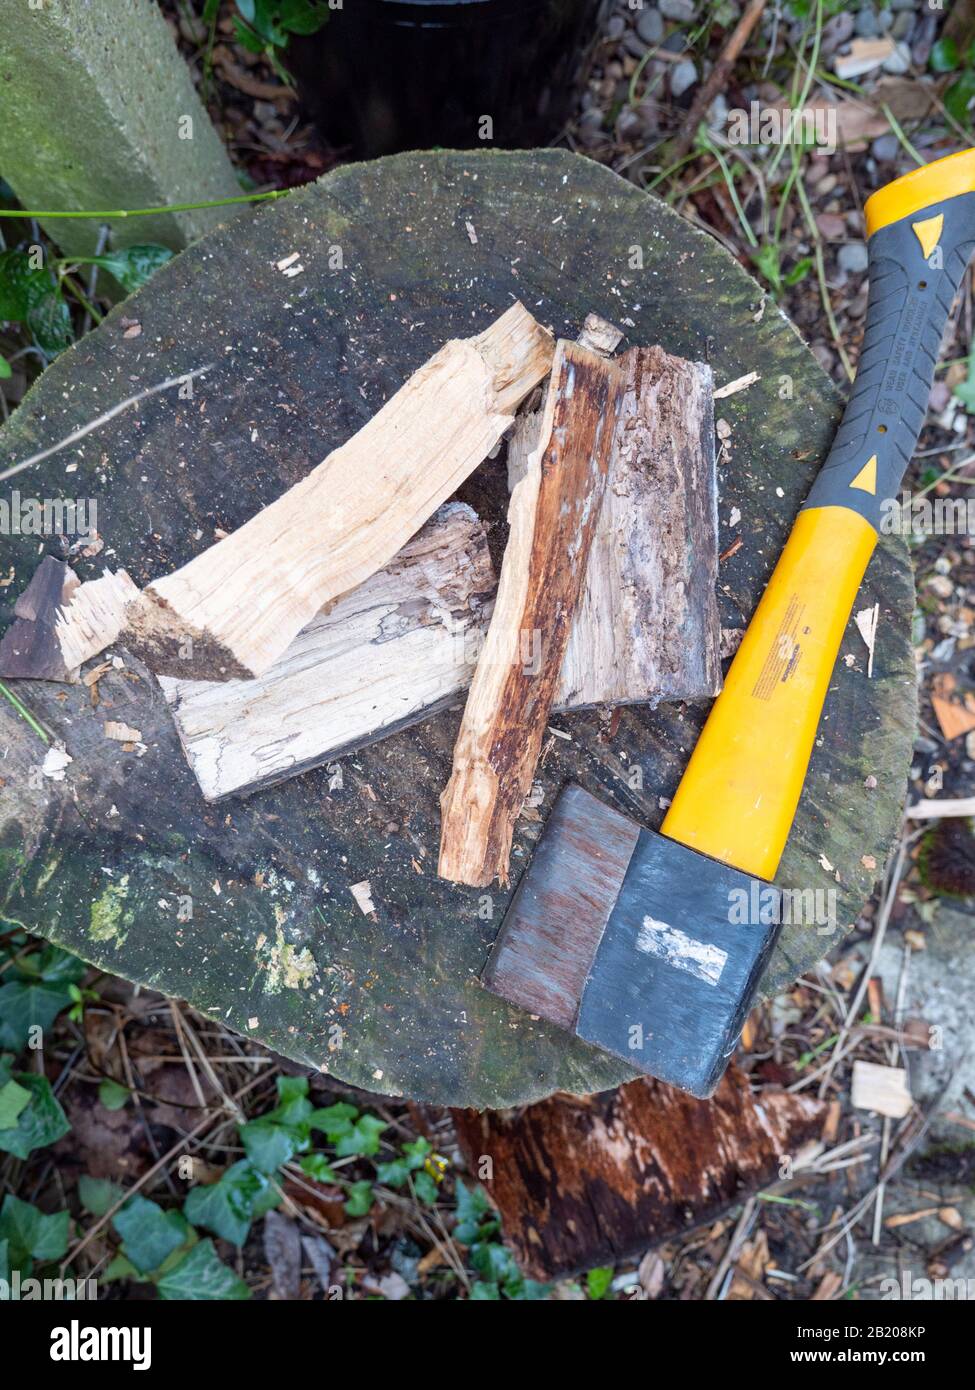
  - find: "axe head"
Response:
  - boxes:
[482,783,781,1098]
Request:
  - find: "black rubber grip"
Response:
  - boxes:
[803,191,975,530]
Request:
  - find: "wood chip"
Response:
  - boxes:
[350,880,375,915]
[851,1060,912,1119]
[104,721,142,743]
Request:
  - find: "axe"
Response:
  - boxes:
[483,149,975,1096]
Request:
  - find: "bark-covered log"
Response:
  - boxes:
[452,1064,828,1280]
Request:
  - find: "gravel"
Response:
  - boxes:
[659,0,696,20]
[670,58,698,99]
[636,7,665,46]
[838,241,870,274]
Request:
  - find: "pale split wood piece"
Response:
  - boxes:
[438,339,624,888]
[121,302,554,681]
[158,503,495,800]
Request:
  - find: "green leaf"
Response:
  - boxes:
[183,1160,273,1247]
[299,1153,338,1183]
[752,242,782,297]
[87,244,173,294]
[27,291,72,356]
[277,0,331,36]
[0,1078,31,1130]
[783,256,813,287]
[469,1280,501,1299]
[78,1176,124,1218]
[0,356,11,380]
[412,1170,439,1206]
[113,1195,190,1276]
[471,1240,515,1283]
[586,1265,614,1300]
[0,248,45,321]
[0,1070,70,1160]
[0,1239,8,1283]
[156,1238,251,1300]
[102,1252,140,1284]
[334,1113,386,1158]
[98,1078,130,1111]
[0,978,76,1050]
[930,36,960,73]
[401,1136,432,1168]
[308,1100,358,1140]
[0,1194,70,1272]
[232,15,267,53]
[945,71,975,126]
[240,1117,299,1173]
[453,1179,496,1244]
[374,1158,411,1189]
[343,1180,374,1217]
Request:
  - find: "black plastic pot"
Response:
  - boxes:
[286,0,610,157]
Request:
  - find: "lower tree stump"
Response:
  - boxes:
[452,1064,829,1281]
[0,150,915,1108]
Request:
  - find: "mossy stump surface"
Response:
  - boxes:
[0,151,915,1107]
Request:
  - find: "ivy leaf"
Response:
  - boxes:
[277,0,331,36]
[299,1153,337,1183]
[401,1136,432,1169]
[469,1280,501,1299]
[411,1170,439,1206]
[240,1117,300,1173]
[471,1240,515,1283]
[113,1195,190,1276]
[0,1070,70,1160]
[374,1158,411,1189]
[0,978,77,1050]
[0,1239,8,1283]
[0,1078,31,1130]
[0,1194,70,1273]
[156,1238,251,1300]
[87,244,172,294]
[183,1160,275,1247]
[78,1176,124,1217]
[586,1265,614,1300]
[98,1078,130,1111]
[334,1113,386,1158]
[309,1100,358,1141]
[343,1180,374,1217]
[453,1180,496,1245]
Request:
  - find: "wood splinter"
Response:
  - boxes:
[122,302,554,682]
[0,557,137,683]
[438,339,624,888]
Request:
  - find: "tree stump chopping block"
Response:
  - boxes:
[0,150,915,1108]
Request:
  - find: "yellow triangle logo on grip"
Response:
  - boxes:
[912,213,944,260]
[850,455,878,494]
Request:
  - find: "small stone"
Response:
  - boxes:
[838,241,869,274]
[966,729,975,760]
[882,40,911,73]
[622,30,649,58]
[707,92,729,129]
[871,133,900,163]
[606,13,626,40]
[891,11,913,40]
[889,0,915,9]
[820,11,855,55]
[659,0,696,19]
[876,8,893,33]
[816,211,846,240]
[636,7,665,45]
[855,6,879,38]
[670,58,698,98]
